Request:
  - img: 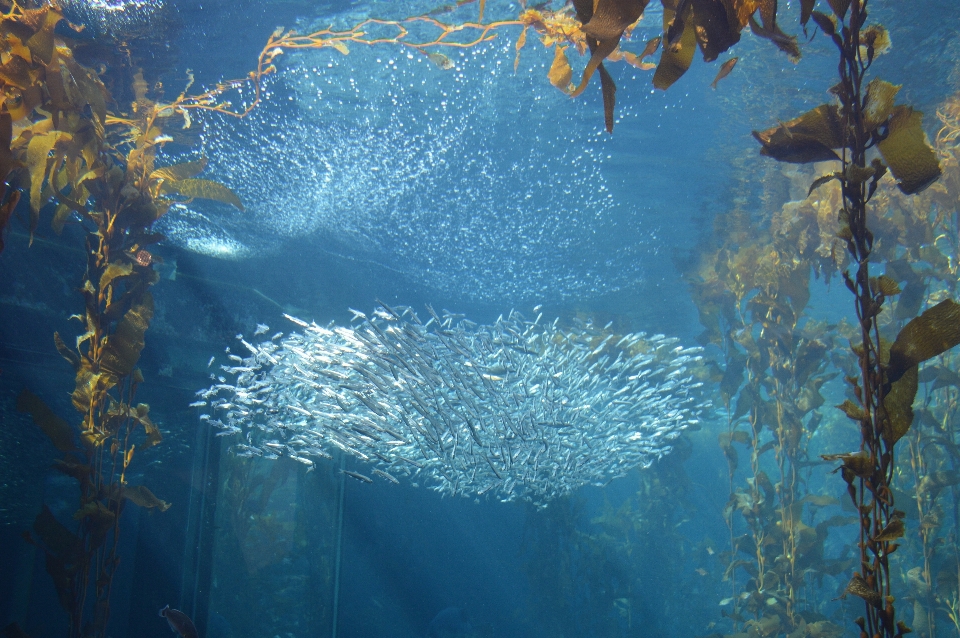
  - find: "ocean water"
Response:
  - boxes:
[1,1,959,638]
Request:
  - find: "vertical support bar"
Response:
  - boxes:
[331,454,346,638]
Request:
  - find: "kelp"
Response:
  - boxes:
[745,0,957,634]
[0,4,242,638]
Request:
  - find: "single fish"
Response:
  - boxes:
[343,469,373,484]
[710,57,738,89]
[159,605,198,638]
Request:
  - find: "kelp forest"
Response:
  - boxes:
[1,0,959,638]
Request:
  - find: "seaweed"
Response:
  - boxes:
[0,4,240,637]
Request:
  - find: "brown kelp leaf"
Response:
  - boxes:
[548,45,573,92]
[690,0,741,63]
[514,26,528,72]
[149,158,208,184]
[876,106,941,194]
[863,79,900,131]
[16,389,77,453]
[821,451,873,479]
[799,0,816,27]
[581,0,647,41]
[0,55,33,88]
[569,37,620,97]
[825,0,850,20]
[160,178,244,211]
[653,5,698,90]
[882,365,917,445]
[917,470,960,498]
[53,332,80,371]
[873,518,905,542]
[753,104,843,163]
[72,501,116,549]
[123,485,171,511]
[100,293,154,378]
[98,262,133,293]
[747,14,800,60]
[52,459,91,484]
[836,399,865,422]
[846,574,882,608]
[33,504,79,557]
[888,299,960,383]
[598,63,617,133]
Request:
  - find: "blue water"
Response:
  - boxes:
[1,0,958,638]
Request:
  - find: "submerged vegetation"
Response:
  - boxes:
[1,0,959,637]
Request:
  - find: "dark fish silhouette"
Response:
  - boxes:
[159,605,199,638]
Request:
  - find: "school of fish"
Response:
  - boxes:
[193,302,709,505]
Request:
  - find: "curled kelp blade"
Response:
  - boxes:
[752,104,843,163]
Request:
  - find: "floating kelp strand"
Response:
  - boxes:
[197,306,708,505]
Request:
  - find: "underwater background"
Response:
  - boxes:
[1,1,959,638]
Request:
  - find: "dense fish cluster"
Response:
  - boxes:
[194,303,708,504]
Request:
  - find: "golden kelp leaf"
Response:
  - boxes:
[846,574,882,608]
[329,41,349,55]
[133,403,162,448]
[25,8,62,65]
[888,299,960,383]
[874,275,901,296]
[821,451,873,479]
[99,261,133,293]
[548,45,573,92]
[728,0,763,29]
[863,78,900,131]
[160,178,244,211]
[123,485,171,511]
[514,26,528,72]
[71,365,113,415]
[53,331,80,371]
[100,293,154,378]
[882,364,917,445]
[860,24,891,60]
[690,0,741,63]
[427,52,455,70]
[16,388,77,453]
[149,158,208,184]
[27,131,72,233]
[753,104,843,163]
[876,106,942,194]
[873,518,905,542]
[653,6,698,90]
